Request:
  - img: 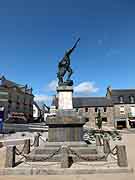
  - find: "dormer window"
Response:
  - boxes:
[129,96,134,103]
[119,96,124,103]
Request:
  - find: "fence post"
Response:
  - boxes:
[61,145,69,168]
[103,138,110,154]
[34,134,40,147]
[24,139,30,154]
[116,145,128,167]
[5,145,16,168]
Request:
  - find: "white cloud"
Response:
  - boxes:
[47,80,58,91]
[34,94,52,106]
[45,80,99,95]
[74,81,99,94]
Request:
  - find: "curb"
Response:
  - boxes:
[0,167,133,175]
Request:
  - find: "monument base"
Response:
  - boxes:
[46,110,87,142]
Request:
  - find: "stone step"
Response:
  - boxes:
[41,141,89,148]
[26,153,106,162]
[32,147,97,155]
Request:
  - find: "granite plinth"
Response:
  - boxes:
[57,85,73,110]
[46,112,86,142]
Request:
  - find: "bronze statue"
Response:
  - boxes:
[57,38,80,86]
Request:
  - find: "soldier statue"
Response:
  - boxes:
[57,38,80,86]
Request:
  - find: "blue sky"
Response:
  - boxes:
[0,0,134,105]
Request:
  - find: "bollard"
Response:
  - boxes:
[5,145,16,168]
[24,139,30,154]
[61,145,69,168]
[116,145,128,167]
[103,138,110,154]
[34,134,39,147]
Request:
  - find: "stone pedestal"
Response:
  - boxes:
[46,110,86,142]
[46,85,87,142]
[57,86,73,110]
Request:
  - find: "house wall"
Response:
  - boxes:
[113,104,135,128]
[74,106,114,128]
[0,86,34,120]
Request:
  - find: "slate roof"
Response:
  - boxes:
[73,97,113,107]
[0,75,33,95]
[111,89,135,104]
[52,97,113,108]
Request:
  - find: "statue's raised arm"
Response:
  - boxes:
[57,38,80,86]
[66,38,80,56]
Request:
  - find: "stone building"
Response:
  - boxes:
[52,86,135,129]
[0,75,34,121]
[72,97,113,127]
[106,86,135,128]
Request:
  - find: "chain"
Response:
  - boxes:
[39,136,46,143]
[36,147,61,161]
[15,142,27,155]
[110,153,118,160]
[30,138,36,147]
[68,147,106,161]
[104,146,117,160]
[110,146,117,155]
[15,147,28,159]
[68,145,117,162]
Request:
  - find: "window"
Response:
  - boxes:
[8,94,12,103]
[129,96,134,103]
[16,95,20,104]
[85,107,88,112]
[120,106,125,114]
[130,106,135,117]
[102,117,107,122]
[8,100,12,104]
[24,98,26,105]
[103,107,107,112]
[95,108,98,112]
[119,96,124,103]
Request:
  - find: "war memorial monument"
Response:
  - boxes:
[0,38,130,175]
[25,39,128,171]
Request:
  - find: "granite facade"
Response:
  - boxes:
[52,86,135,128]
[0,76,34,121]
